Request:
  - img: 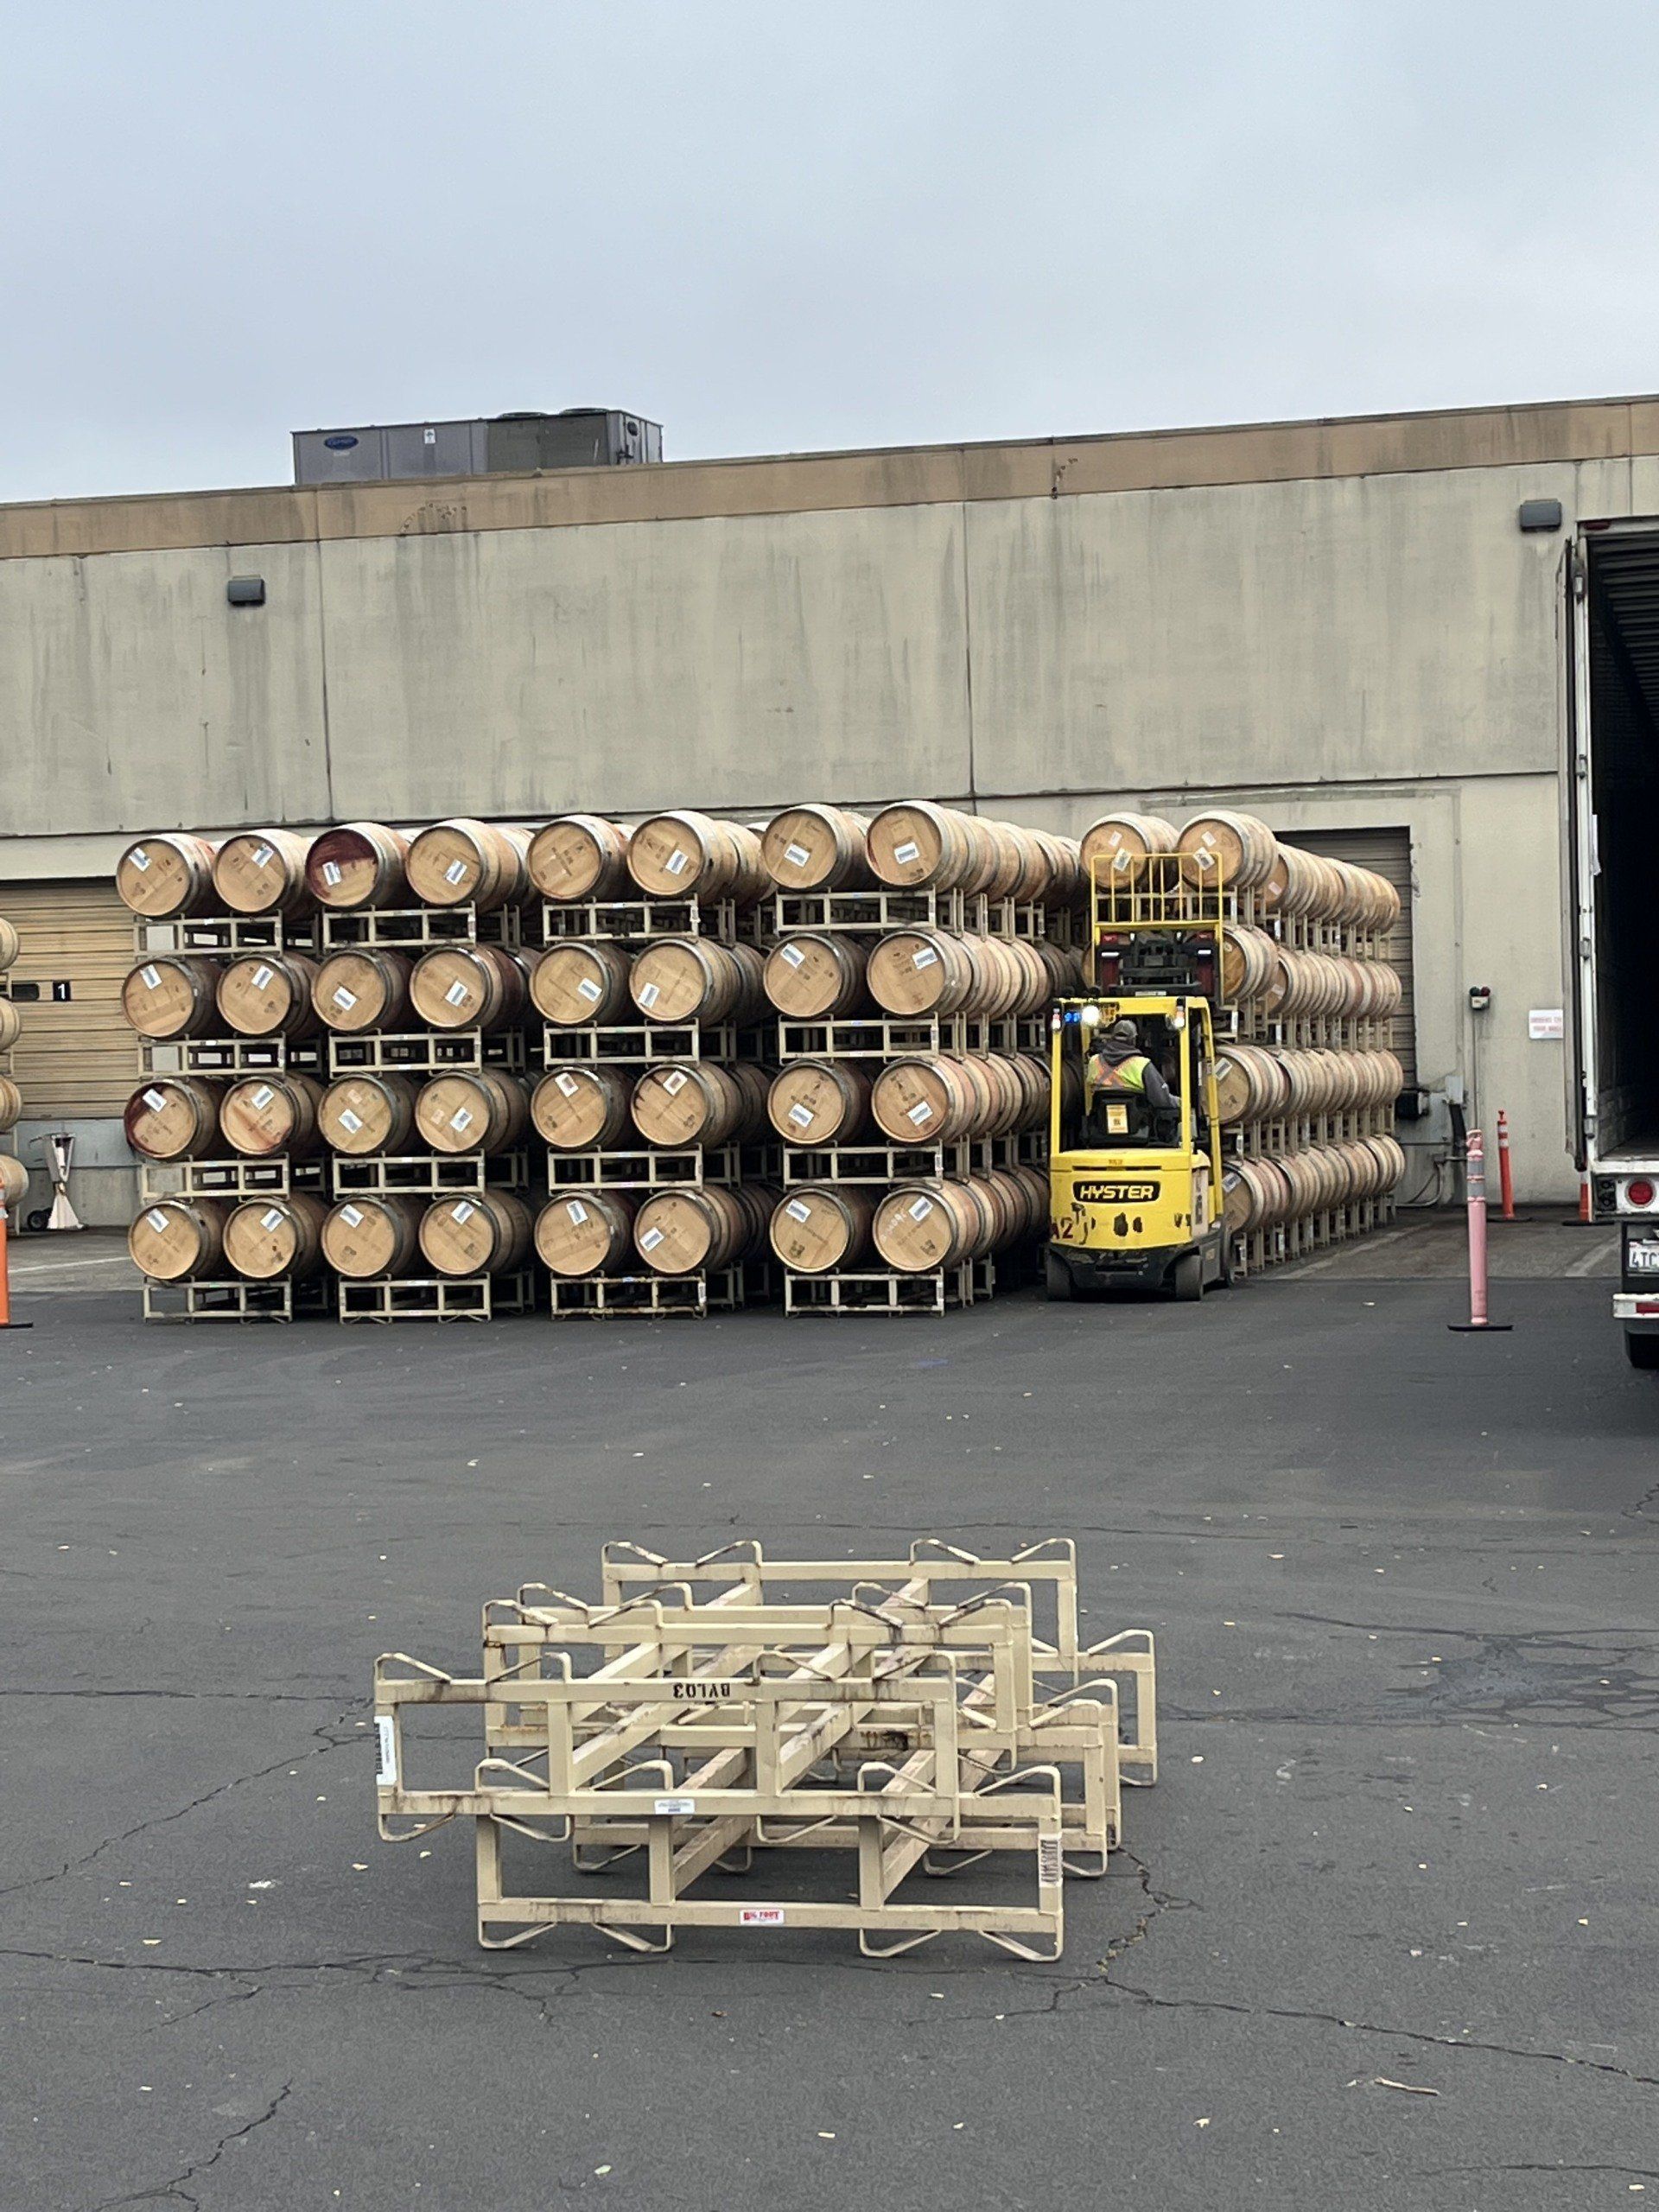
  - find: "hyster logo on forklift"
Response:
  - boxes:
[1074,1179,1160,1204]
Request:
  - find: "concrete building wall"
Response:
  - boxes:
[7,398,1658,1211]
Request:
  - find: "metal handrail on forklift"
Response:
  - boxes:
[1045,856,1230,1302]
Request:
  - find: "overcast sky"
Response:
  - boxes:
[4,2,1658,504]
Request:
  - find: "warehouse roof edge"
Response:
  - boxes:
[6,390,1659,563]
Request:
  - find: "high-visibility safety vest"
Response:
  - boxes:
[1087,1052,1151,1096]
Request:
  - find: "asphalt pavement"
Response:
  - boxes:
[2,1225,1656,2211]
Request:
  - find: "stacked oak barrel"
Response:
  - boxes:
[116,823,543,1319]
[116,831,334,1316]
[0,909,22,1223]
[309,821,540,1318]
[760,801,1077,1313]
[528,811,780,1313]
[1078,808,1407,1271]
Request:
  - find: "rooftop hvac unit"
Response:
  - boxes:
[292,410,663,486]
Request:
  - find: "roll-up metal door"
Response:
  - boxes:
[1278,828,1416,1086]
[0,880,139,1116]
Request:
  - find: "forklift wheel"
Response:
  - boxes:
[1171,1253,1205,1303]
[1044,1253,1074,1301]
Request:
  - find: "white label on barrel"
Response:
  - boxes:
[375,1713,397,1787]
[251,963,273,988]
[664,849,690,876]
[453,1200,476,1223]
[1200,830,1217,849]
[908,1197,933,1221]
[784,842,810,867]
[444,980,469,1007]
[907,1101,933,1125]
[662,1071,688,1095]
[450,1107,474,1131]
[340,1109,364,1133]
[639,1226,664,1251]
[321,861,342,885]
[141,964,161,988]
[251,1084,275,1109]
[785,1198,811,1222]
[251,843,274,868]
[912,947,939,969]
[555,1072,580,1096]
[143,1087,167,1112]
[576,977,601,1001]
[638,982,660,1008]
[262,1206,283,1230]
[779,943,806,967]
[340,1204,364,1226]
[787,1103,813,1128]
[1112,851,1131,872]
[147,1207,169,1231]
[444,859,467,885]
[130,847,151,870]
[893,841,920,863]
[333,986,359,1009]
[566,1200,588,1224]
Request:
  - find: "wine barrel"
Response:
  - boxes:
[0,1077,20,1134]
[121,955,221,1039]
[631,1061,771,1149]
[633,1183,775,1274]
[870,1054,1014,1145]
[322,1195,425,1279]
[224,1192,329,1281]
[535,1189,638,1277]
[1219,925,1277,1003]
[123,1077,222,1160]
[213,830,315,917]
[1223,1158,1284,1234]
[865,931,1027,1019]
[419,1190,534,1277]
[872,1179,993,1271]
[866,802,981,893]
[216,951,320,1039]
[769,1186,876,1273]
[116,833,219,918]
[527,815,633,902]
[312,949,413,1033]
[305,823,411,911]
[409,945,534,1032]
[0,998,22,1052]
[129,1196,228,1281]
[0,1153,28,1207]
[1211,1046,1289,1126]
[318,1072,420,1154]
[766,1059,874,1145]
[414,1069,529,1156]
[1078,813,1179,889]
[404,820,532,910]
[530,940,633,1027]
[626,812,770,905]
[628,938,766,1024]
[761,805,873,890]
[763,932,869,1018]
[1175,810,1280,890]
[0,918,17,970]
[531,1064,633,1150]
[220,1071,325,1158]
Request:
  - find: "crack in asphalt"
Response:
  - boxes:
[80,2081,293,2212]
[0,1712,361,1901]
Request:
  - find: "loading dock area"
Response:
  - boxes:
[2,1228,1654,2210]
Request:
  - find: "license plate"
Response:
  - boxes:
[1629,1242,1659,1274]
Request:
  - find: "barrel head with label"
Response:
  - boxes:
[531,1065,631,1150]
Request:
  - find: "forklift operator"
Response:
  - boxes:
[1084,1018,1178,1143]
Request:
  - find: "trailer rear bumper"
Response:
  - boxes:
[1613,1294,1659,1332]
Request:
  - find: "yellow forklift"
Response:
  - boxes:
[1045,861,1230,1301]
